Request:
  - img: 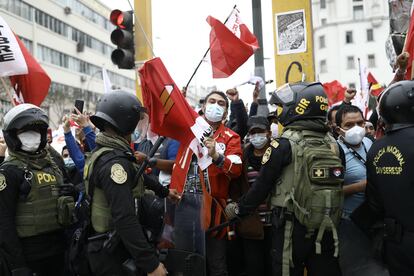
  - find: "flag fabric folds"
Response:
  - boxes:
[404,2,414,80]
[207,9,259,78]
[323,80,346,106]
[367,72,384,97]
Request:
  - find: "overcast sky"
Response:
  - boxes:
[100,0,277,106]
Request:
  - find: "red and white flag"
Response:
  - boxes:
[207,8,259,78]
[138,57,213,170]
[323,80,346,106]
[404,2,414,79]
[367,72,383,97]
[354,60,370,118]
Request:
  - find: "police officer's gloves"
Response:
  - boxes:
[11,267,32,276]
[59,183,77,197]
[225,202,239,219]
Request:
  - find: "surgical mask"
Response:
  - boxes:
[204,103,225,123]
[131,129,141,143]
[64,157,75,168]
[250,133,268,149]
[341,125,365,145]
[270,123,279,138]
[17,131,41,152]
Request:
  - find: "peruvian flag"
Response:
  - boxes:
[207,8,259,78]
[367,72,384,97]
[323,80,346,106]
[138,57,213,170]
[404,2,414,80]
[0,15,51,106]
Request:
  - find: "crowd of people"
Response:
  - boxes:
[0,51,413,276]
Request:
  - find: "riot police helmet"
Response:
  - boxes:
[91,90,144,136]
[2,103,49,152]
[379,80,414,131]
[269,82,328,126]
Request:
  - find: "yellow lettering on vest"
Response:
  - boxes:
[37,173,44,184]
[50,174,56,182]
[36,173,56,184]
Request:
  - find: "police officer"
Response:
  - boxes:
[352,80,414,276]
[0,104,71,275]
[226,82,345,276]
[85,91,176,276]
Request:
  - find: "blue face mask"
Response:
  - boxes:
[249,133,268,149]
[64,157,75,168]
[131,129,141,142]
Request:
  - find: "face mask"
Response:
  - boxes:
[17,131,41,152]
[270,123,279,138]
[64,157,75,168]
[341,125,365,145]
[131,129,141,143]
[204,103,225,123]
[250,133,268,149]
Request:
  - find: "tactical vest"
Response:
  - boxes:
[270,129,344,276]
[84,147,145,233]
[5,156,66,238]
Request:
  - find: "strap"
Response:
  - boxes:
[343,141,367,165]
[282,214,294,276]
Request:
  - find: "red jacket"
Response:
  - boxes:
[171,123,242,199]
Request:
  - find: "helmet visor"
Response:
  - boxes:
[270,84,296,106]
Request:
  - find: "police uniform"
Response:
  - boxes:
[236,82,345,276]
[0,104,70,276]
[352,80,414,276]
[86,91,169,276]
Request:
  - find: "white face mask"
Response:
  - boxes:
[18,130,41,152]
[250,133,268,149]
[270,123,279,138]
[341,125,365,145]
[204,103,225,123]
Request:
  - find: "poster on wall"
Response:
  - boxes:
[275,9,307,55]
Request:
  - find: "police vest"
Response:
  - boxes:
[84,147,145,233]
[270,129,344,276]
[5,156,65,238]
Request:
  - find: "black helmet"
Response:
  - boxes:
[269,82,328,126]
[2,104,49,152]
[379,80,414,130]
[91,90,144,135]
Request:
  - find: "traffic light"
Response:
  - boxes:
[109,10,135,69]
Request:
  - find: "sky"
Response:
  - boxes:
[100,0,277,106]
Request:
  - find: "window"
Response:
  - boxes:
[320,60,327,73]
[347,56,355,69]
[368,54,376,67]
[345,31,353,44]
[321,18,327,25]
[367,29,374,41]
[353,5,364,20]
[320,0,326,9]
[319,35,326,49]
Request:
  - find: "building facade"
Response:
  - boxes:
[0,0,136,128]
[312,0,394,89]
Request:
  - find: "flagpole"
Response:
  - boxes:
[0,78,16,106]
[184,5,237,90]
[357,57,369,119]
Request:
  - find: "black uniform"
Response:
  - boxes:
[0,161,65,275]
[362,126,414,276]
[87,147,169,275]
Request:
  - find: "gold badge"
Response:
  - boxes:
[110,163,127,184]
[0,174,7,191]
[262,147,272,165]
[271,140,279,149]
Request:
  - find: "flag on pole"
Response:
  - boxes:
[404,2,414,80]
[138,57,213,171]
[355,58,370,118]
[323,80,346,106]
[102,67,113,93]
[207,8,259,78]
[367,72,384,96]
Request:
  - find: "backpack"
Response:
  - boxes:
[271,129,344,275]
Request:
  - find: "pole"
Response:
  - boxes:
[184,5,237,90]
[252,0,269,116]
[135,136,166,179]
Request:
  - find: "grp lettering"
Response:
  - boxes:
[295,98,310,115]
[36,173,56,184]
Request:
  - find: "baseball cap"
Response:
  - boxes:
[248,115,270,132]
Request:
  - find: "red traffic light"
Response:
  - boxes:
[110,9,133,30]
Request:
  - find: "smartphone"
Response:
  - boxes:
[73,99,84,114]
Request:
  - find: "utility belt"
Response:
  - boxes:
[257,204,272,227]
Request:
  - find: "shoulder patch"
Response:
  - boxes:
[271,140,279,149]
[0,174,6,191]
[110,163,127,184]
[262,147,272,165]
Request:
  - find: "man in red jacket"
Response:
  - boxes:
[170,91,242,276]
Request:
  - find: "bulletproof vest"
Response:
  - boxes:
[271,129,344,274]
[5,156,65,238]
[84,147,145,233]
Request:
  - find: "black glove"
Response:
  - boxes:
[11,267,32,276]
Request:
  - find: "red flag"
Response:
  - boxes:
[207,9,259,78]
[323,80,346,106]
[405,4,414,80]
[10,35,51,106]
[367,72,384,97]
